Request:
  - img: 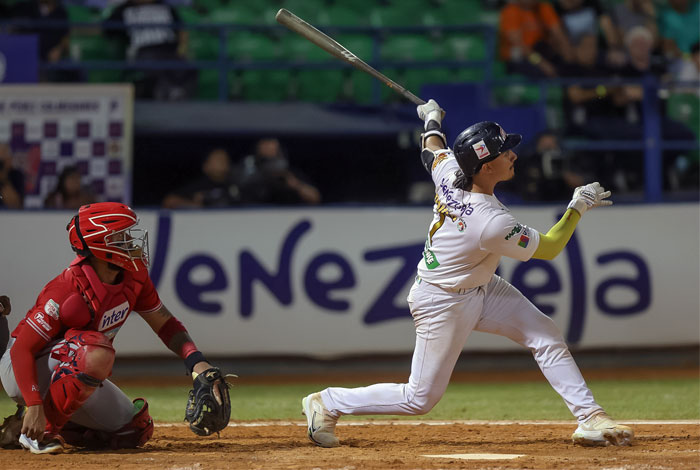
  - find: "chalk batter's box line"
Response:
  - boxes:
[157,419,700,428]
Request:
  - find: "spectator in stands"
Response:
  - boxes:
[658,0,700,80]
[513,131,586,202]
[563,28,695,191]
[554,0,626,67]
[44,165,96,209]
[672,41,699,92]
[238,138,321,205]
[0,144,24,210]
[610,0,658,50]
[162,148,243,208]
[105,0,195,100]
[10,0,71,81]
[498,0,575,78]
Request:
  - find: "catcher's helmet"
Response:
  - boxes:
[67,202,149,272]
[453,121,522,177]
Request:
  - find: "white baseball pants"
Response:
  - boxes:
[322,275,603,423]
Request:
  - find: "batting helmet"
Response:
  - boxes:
[453,121,522,177]
[67,202,150,272]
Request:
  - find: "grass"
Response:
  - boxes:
[1,378,697,422]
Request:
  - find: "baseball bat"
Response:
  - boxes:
[275,8,426,105]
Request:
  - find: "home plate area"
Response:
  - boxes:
[0,421,697,470]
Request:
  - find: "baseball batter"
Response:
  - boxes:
[0,202,230,454]
[302,99,634,448]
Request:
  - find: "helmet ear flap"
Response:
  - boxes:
[69,214,91,257]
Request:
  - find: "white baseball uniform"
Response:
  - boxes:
[320,149,603,422]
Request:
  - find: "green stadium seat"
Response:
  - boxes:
[490,60,541,105]
[234,70,292,101]
[196,0,226,13]
[336,34,375,62]
[380,35,440,61]
[70,34,123,60]
[227,32,281,61]
[206,5,259,24]
[444,33,486,61]
[369,6,417,27]
[295,69,345,102]
[283,34,333,62]
[378,67,422,102]
[66,5,100,23]
[667,93,700,139]
[316,4,368,27]
[282,0,325,22]
[429,0,484,25]
[177,6,206,24]
[346,69,374,104]
[189,31,221,60]
[196,69,222,100]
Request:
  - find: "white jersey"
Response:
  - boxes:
[416,148,541,291]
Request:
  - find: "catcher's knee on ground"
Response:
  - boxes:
[61,398,154,449]
[44,330,115,430]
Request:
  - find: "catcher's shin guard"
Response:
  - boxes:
[44,329,115,431]
[61,398,154,449]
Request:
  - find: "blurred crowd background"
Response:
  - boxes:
[0,0,698,209]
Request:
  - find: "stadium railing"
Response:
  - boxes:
[1,19,698,203]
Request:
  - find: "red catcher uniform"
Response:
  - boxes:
[8,256,161,407]
[0,202,208,453]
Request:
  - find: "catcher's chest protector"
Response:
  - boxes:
[68,264,146,340]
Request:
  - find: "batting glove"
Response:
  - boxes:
[417,99,445,130]
[567,182,613,216]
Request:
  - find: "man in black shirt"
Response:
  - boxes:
[106,0,195,100]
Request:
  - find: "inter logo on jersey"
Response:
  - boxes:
[99,300,130,331]
[472,140,490,159]
[518,234,530,248]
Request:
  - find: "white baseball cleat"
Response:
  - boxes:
[301,392,339,448]
[19,432,65,454]
[572,412,634,446]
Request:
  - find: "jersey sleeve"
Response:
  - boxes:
[133,274,162,314]
[479,212,540,262]
[22,284,69,343]
[429,149,461,187]
[11,283,70,406]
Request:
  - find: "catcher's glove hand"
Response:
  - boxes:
[185,367,235,436]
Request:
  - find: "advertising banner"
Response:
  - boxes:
[0,84,133,207]
[0,205,697,357]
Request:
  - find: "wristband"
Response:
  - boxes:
[185,350,207,374]
[567,198,588,216]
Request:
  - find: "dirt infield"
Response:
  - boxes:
[1,421,698,470]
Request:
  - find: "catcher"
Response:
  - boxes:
[0,202,231,454]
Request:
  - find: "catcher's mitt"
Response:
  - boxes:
[185,368,234,436]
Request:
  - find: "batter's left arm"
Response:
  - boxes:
[531,209,581,260]
[140,305,215,376]
[532,182,612,260]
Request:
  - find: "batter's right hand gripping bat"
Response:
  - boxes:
[275,8,426,106]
